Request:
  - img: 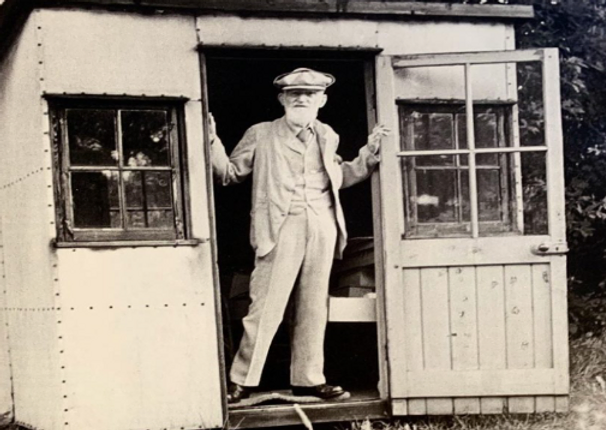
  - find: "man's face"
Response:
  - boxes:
[278,89,327,126]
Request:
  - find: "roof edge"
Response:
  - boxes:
[0,1,534,64]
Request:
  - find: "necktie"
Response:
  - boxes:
[297,126,313,143]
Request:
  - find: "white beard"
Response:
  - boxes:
[284,107,318,127]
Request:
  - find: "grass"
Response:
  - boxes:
[347,332,606,430]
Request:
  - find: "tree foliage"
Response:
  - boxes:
[516,0,606,335]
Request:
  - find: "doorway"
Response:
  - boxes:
[203,49,383,421]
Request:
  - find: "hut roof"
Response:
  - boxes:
[0,0,534,64]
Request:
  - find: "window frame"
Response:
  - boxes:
[398,101,517,239]
[49,97,190,244]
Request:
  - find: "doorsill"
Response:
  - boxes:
[228,396,388,428]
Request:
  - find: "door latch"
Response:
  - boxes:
[532,242,568,256]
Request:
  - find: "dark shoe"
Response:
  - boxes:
[227,383,252,404]
[291,384,349,400]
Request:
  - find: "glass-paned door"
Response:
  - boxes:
[375,49,568,414]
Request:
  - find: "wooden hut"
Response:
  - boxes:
[0,1,569,429]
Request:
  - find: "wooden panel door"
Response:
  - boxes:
[375,49,569,414]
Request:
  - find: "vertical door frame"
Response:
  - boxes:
[542,50,569,395]
[198,50,229,422]
[366,56,392,401]
[375,54,409,415]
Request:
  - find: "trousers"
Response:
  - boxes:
[229,205,338,387]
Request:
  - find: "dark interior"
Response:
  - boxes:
[205,49,379,397]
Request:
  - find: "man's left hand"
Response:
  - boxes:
[367,124,390,155]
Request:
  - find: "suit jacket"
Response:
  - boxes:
[211,116,379,259]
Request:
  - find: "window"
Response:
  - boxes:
[50,99,188,243]
[399,103,514,238]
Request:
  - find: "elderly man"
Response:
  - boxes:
[210,67,388,403]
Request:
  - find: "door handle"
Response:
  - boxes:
[532,242,568,256]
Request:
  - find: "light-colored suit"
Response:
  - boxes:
[212,116,379,386]
[212,117,379,258]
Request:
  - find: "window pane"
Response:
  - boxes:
[148,210,174,229]
[461,167,511,226]
[477,169,503,222]
[426,113,454,150]
[122,110,170,166]
[126,211,146,228]
[459,170,472,222]
[67,109,118,166]
[457,111,500,165]
[124,171,174,229]
[145,171,173,208]
[517,61,545,147]
[475,111,499,148]
[522,152,548,235]
[415,170,459,223]
[124,171,144,209]
[72,171,120,228]
[416,113,455,166]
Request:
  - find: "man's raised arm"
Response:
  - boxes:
[209,114,256,186]
[339,124,389,189]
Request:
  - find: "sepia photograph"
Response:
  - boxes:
[0,0,604,429]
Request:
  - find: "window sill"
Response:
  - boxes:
[53,239,207,249]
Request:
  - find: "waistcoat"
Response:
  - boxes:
[287,128,333,214]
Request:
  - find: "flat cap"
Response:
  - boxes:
[273,68,335,91]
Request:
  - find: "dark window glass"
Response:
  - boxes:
[121,110,170,166]
[72,171,121,228]
[123,171,174,229]
[522,152,548,235]
[67,109,117,166]
[53,102,185,242]
[400,104,513,238]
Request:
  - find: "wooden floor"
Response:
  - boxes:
[228,389,388,428]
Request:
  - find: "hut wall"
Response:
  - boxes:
[195,15,514,54]
[4,8,224,430]
[0,12,63,430]
[0,224,12,425]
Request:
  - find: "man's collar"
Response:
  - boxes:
[284,118,314,136]
[277,116,325,140]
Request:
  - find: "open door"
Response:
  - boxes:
[375,49,569,414]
